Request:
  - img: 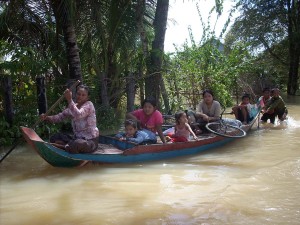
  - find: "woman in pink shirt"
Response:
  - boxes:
[40,85,99,153]
[126,97,166,143]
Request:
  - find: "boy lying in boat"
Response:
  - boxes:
[115,119,157,144]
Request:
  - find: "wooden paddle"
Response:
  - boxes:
[0,80,81,163]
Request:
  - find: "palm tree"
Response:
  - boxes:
[50,0,82,81]
[146,0,169,107]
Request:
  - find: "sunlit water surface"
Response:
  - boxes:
[1,96,300,225]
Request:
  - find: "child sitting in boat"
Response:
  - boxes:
[165,111,198,142]
[232,94,257,125]
[115,119,157,144]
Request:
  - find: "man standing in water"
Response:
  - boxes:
[260,88,288,124]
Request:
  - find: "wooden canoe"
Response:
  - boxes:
[20,112,259,168]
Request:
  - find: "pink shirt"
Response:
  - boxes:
[175,123,190,139]
[48,100,99,140]
[132,109,163,133]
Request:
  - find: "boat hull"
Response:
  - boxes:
[20,111,259,167]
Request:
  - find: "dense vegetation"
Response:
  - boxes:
[0,0,299,146]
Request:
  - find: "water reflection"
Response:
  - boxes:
[1,97,300,225]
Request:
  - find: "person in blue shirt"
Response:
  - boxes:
[115,119,157,144]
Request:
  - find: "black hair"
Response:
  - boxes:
[175,111,186,125]
[202,89,214,98]
[124,119,138,129]
[141,96,157,108]
[76,84,90,95]
[242,93,250,100]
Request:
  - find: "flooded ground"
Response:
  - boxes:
[1,95,300,225]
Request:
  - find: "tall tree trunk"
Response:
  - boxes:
[126,72,136,113]
[287,44,300,95]
[36,77,47,115]
[286,0,300,95]
[100,72,110,107]
[136,0,147,104]
[51,0,82,81]
[160,77,170,113]
[145,0,169,104]
[2,76,13,126]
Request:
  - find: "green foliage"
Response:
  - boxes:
[0,117,19,146]
[163,37,253,111]
[96,106,123,133]
[231,0,300,94]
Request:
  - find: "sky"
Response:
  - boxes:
[165,0,239,53]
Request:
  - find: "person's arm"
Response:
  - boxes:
[195,102,213,122]
[115,132,126,139]
[186,123,198,140]
[267,98,280,111]
[210,101,221,121]
[41,89,73,123]
[195,102,205,119]
[41,108,70,123]
[126,112,138,120]
[127,131,144,144]
[156,124,166,143]
[68,101,95,119]
[195,111,210,122]
[195,112,209,120]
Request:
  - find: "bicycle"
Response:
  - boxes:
[205,107,247,138]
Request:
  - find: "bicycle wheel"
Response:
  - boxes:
[205,121,246,138]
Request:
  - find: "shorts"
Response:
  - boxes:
[50,132,98,153]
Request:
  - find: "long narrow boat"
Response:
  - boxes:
[20,112,260,168]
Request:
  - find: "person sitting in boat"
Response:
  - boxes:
[40,84,99,153]
[165,111,198,142]
[260,88,288,124]
[257,87,271,108]
[126,97,166,143]
[232,94,257,125]
[194,89,222,131]
[115,119,157,144]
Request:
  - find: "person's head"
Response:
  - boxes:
[76,84,90,105]
[202,89,214,104]
[124,119,138,137]
[241,94,250,104]
[175,111,188,125]
[272,88,280,97]
[262,87,271,98]
[141,97,157,116]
